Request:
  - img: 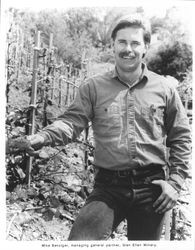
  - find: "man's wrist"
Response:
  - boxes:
[37,132,51,146]
[26,132,51,148]
[167,179,181,193]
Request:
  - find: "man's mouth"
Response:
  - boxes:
[120,55,136,61]
[119,53,135,60]
[122,56,135,59]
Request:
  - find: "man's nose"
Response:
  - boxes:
[125,43,133,52]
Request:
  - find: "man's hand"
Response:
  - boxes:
[152,180,179,214]
[6,134,45,156]
[27,134,45,150]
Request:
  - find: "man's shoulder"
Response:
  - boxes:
[78,71,112,93]
[83,70,114,85]
[147,70,178,89]
[90,70,113,81]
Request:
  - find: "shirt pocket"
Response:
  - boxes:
[140,105,165,138]
[93,104,121,136]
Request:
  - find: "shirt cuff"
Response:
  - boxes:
[37,132,52,146]
[168,173,185,193]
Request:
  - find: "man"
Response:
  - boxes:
[23,15,191,240]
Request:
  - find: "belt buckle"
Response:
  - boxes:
[132,169,137,176]
[117,170,128,178]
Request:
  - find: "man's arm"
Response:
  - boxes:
[165,86,191,192]
[152,84,191,213]
[28,79,94,151]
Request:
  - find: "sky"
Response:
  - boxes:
[2,0,194,46]
[2,0,194,31]
[2,0,194,18]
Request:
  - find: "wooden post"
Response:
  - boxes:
[170,208,177,240]
[49,33,55,100]
[65,63,72,105]
[52,67,56,100]
[164,210,172,240]
[49,33,53,50]
[73,76,76,100]
[65,80,70,106]
[81,51,86,80]
[26,30,41,187]
[58,75,62,108]
[42,47,48,127]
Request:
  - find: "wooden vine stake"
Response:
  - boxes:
[49,33,55,100]
[58,74,62,108]
[26,30,41,187]
[164,210,172,240]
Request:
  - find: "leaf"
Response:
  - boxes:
[59,209,74,222]
[14,212,32,226]
[42,208,55,221]
[66,174,81,187]
[15,190,28,201]
[66,174,82,192]
[10,155,15,164]
[59,192,73,204]
[6,191,11,200]
[27,187,38,198]
[178,206,191,223]
[16,167,26,179]
[38,150,50,159]
[14,155,23,163]
[49,196,60,208]
[47,99,53,105]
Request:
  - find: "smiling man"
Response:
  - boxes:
[112,24,148,81]
[22,14,191,240]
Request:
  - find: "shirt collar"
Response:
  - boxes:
[110,63,149,82]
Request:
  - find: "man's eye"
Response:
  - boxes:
[131,42,140,46]
[118,40,126,44]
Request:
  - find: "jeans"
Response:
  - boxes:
[68,166,166,240]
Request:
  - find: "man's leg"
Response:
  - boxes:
[127,208,165,240]
[127,185,165,240]
[68,200,124,240]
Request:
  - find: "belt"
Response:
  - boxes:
[98,165,165,178]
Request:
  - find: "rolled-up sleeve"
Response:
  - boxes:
[165,86,191,192]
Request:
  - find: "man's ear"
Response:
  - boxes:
[111,41,114,52]
[145,43,150,51]
[142,44,149,58]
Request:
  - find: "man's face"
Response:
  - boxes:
[113,27,148,73]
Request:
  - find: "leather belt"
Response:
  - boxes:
[98,165,165,178]
[98,168,137,177]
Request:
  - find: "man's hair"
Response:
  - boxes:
[111,14,151,44]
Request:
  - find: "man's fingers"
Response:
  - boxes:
[152,180,179,214]
[26,147,40,156]
[26,148,50,159]
[27,134,45,149]
[160,201,175,214]
[153,192,177,213]
[155,199,176,214]
[151,180,163,187]
[154,197,170,213]
[153,193,165,208]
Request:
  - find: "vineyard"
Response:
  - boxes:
[5,7,192,241]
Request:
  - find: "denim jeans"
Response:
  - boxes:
[68,166,166,240]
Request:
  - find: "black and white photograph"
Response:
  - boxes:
[1,0,194,249]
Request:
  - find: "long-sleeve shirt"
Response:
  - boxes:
[39,64,191,192]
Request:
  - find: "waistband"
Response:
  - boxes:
[97,165,166,178]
